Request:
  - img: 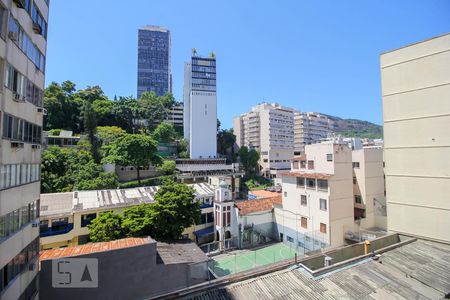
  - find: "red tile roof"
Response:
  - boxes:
[250,189,281,199]
[39,237,151,261]
[236,195,282,216]
[281,171,332,180]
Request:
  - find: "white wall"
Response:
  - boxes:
[189,91,217,159]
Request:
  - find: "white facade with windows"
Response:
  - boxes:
[294,112,332,154]
[234,103,295,177]
[0,0,48,298]
[183,53,217,159]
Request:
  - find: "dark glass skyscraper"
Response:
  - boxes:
[137,26,171,98]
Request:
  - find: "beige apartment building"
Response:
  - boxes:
[0,0,48,298]
[294,112,332,154]
[381,33,450,244]
[234,103,295,178]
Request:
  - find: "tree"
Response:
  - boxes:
[121,204,153,237]
[153,122,177,143]
[238,146,260,176]
[157,160,176,175]
[137,92,175,130]
[217,128,236,159]
[106,134,162,185]
[88,212,125,242]
[150,179,200,240]
[82,100,100,163]
[41,146,118,193]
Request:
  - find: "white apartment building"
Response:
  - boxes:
[279,142,355,248]
[381,33,450,243]
[0,0,48,298]
[183,52,217,159]
[294,112,332,154]
[234,103,295,177]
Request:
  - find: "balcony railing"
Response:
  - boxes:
[40,223,74,237]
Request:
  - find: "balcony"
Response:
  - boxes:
[40,223,74,237]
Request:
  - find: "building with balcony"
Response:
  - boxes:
[39,183,216,250]
[0,0,48,298]
[234,103,296,178]
[294,112,333,154]
[183,51,217,159]
[381,33,450,243]
[137,25,171,98]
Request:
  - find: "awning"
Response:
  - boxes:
[193,226,215,237]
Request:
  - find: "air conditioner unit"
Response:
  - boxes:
[11,141,24,148]
[37,107,47,115]
[13,93,25,102]
[31,220,39,227]
[8,31,18,41]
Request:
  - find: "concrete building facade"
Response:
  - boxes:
[137,25,171,98]
[294,112,332,154]
[234,103,295,177]
[381,33,450,244]
[183,52,217,159]
[0,0,48,298]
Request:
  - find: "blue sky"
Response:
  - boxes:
[45,0,450,129]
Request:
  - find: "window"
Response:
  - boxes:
[320,199,327,211]
[296,177,305,187]
[352,162,360,168]
[287,236,294,243]
[81,213,96,227]
[0,200,38,241]
[0,164,40,190]
[0,5,6,39]
[284,191,287,197]
[320,223,327,234]
[353,176,357,184]
[306,178,315,189]
[317,179,328,191]
[51,218,69,231]
[327,154,333,162]
[8,15,45,71]
[301,217,308,229]
[301,195,307,206]
[293,161,299,169]
[307,160,314,169]
[355,195,362,204]
[300,160,306,168]
[2,113,42,143]
[222,206,231,227]
[31,2,48,38]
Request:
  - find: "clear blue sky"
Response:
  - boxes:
[45,0,450,129]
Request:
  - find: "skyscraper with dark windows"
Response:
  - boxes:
[137,26,171,98]
[0,0,49,298]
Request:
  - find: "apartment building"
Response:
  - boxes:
[352,147,386,230]
[0,0,48,298]
[39,183,216,250]
[234,103,295,177]
[183,51,217,159]
[381,33,450,243]
[137,25,171,98]
[279,142,355,248]
[294,112,332,154]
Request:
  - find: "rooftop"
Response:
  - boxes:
[281,171,333,180]
[235,195,282,216]
[157,241,209,264]
[181,239,450,299]
[40,183,215,217]
[40,237,151,261]
[249,189,281,199]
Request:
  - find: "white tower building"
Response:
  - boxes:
[213,181,235,250]
[183,51,217,159]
